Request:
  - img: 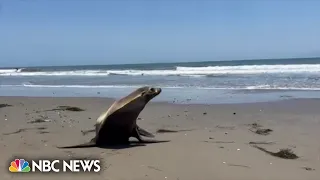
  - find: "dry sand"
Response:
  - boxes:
[0,96,319,180]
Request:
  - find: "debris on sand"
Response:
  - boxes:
[248,122,273,135]
[37,131,50,134]
[56,106,85,111]
[249,141,275,145]
[203,140,235,144]
[248,122,263,128]
[227,163,250,168]
[216,125,236,130]
[3,129,26,135]
[27,118,51,124]
[157,129,178,133]
[27,115,51,124]
[302,167,315,171]
[251,128,273,135]
[3,127,47,135]
[35,106,85,113]
[147,165,163,172]
[156,128,194,133]
[0,104,12,108]
[251,145,299,159]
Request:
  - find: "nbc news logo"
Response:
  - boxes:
[9,158,101,173]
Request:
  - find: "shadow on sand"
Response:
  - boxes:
[98,143,147,150]
[99,140,171,150]
[56,140,170,150]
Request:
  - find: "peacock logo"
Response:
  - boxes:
[9,159,31,172]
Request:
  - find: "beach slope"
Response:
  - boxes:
[0,97,319,180]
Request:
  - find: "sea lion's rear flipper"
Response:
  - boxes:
[137,125,155,138]
[56,141,96,149]
[56,138,97,149]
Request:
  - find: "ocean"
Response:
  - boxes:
[1,58,320,104]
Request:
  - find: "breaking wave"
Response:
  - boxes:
[1,64,320,76]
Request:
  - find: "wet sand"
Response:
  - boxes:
[0,96,319,180]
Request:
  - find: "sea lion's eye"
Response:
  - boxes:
[150,88,155,92]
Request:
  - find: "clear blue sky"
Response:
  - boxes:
[0,0,319,67]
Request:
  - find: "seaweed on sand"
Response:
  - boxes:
[215,125,236,130]
[37,131,50,134]
[250,122,263,128]
[251,145,299,159]
[56,106,85,112]
[0,104,12,108]
[28,118,50,124]
[251,128,273,135]
[203,140,235,144]
[156,128,194,133]
[35,106,85,113]
[3,127,47,135]
[302,167,315,171]
[249,141,275,145]
[3,129,26,135]
[248,122,273,135]
[27,115,51,124]
[156,129,179,133]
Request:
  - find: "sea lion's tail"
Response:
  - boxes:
[137,126,155,138]
[56,141,96,149]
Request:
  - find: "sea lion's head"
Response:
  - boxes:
[136,86,162,103]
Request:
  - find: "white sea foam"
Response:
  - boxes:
[106,64,320,76]
[1,84,320,91]
[0,70,111,76]
[175,64,320,74]
[1,64,320,76]
[0,68,24,73]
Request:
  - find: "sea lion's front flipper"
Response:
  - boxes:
[137,125,155,138]
[132,127,170,144]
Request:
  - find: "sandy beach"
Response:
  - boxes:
[0,96,319,180]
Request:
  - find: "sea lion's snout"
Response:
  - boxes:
[153,87,161,95]
[144,87,162,99]
[150,87,161,96]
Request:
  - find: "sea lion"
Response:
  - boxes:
[57,86,169,148]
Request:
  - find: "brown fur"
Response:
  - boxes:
[57,86,169,149]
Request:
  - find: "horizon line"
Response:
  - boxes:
[1,56,320,69]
